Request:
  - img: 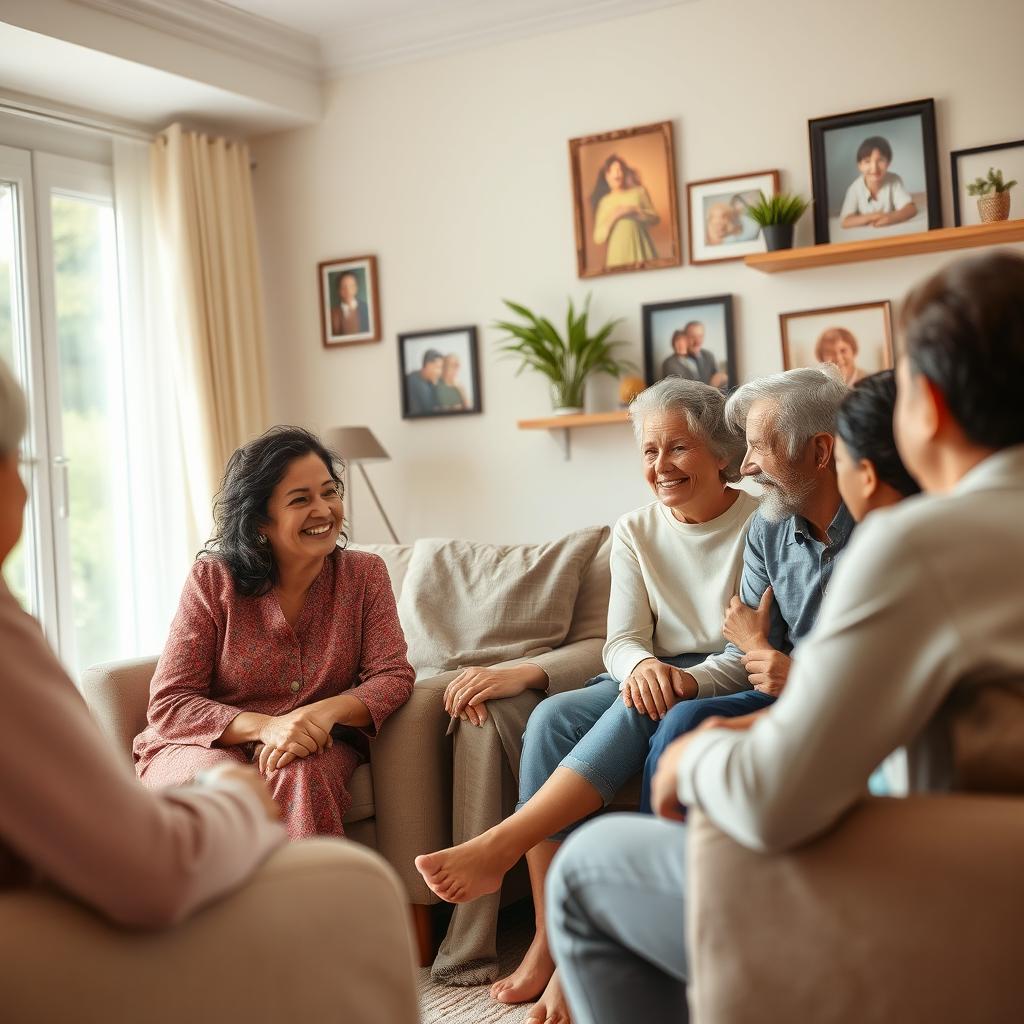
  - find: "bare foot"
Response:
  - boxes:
[525,969,571,1024]
[414,830,519,903]
[490,929,554,1004]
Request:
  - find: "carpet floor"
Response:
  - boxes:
[419,914,538,1024]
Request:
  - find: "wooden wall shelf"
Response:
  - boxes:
[744,219,1024,273]
[517,410,629,459]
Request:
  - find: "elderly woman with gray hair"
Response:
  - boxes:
[0,360,284,925]
[416,377,758,1023]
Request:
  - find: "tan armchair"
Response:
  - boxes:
[1,838,420,1024]
[687,795,1024,1023]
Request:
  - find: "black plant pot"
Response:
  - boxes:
[763,223,795,251]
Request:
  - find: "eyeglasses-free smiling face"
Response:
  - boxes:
[641,411,728,523]
[260,451,343,568]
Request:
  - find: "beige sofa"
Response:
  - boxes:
[0,838,420,1024]
[82,530,612,966]
[687,795,1024,1023]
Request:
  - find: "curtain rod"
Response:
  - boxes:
[0,95,154,143]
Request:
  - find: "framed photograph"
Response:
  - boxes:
[951,139,1024,226]
[318,254,381,347]
[398,326,482,419]
[686,170,780,264]
[642,295,736,390]
[779,301,894,384]
[569,120,682,279]
[808,99,941,245]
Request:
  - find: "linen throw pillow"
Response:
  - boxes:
[398,526,609,677]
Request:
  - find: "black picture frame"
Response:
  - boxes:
[808,98,941,245]
[398,325,482,420]
[642,295,736,390]
[950,138,1024,226]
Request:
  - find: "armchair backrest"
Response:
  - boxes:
[80,657,159,763]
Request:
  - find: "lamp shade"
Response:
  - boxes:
[325,426,390,463]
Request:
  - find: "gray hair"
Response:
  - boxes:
[628,376,745,482]
[0,358,27,458]
[725,365,848,458]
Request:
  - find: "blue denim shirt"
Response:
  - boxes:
[688,502,855,698]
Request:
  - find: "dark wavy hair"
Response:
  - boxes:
[836,370,920,498]
[589,154,640,215]
[203,426,346,596]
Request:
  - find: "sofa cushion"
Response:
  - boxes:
[564,532,611,644]
[348,543,412,601]
[398,527,608,676]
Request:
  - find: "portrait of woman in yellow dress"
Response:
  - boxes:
[590,154,660,270]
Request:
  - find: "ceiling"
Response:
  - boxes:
[223,0,692,75]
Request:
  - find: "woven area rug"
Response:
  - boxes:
[419,912,537,1024]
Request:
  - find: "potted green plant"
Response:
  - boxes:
[743,191,811,251]
[495,296,634,414]
[966,167,1017,223]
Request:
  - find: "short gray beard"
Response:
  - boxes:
[750,471,815,524]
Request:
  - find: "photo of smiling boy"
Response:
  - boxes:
[839,136,917,229]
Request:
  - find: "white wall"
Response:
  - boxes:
[251,0,1024,544]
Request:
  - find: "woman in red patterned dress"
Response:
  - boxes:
[134,427,414,840]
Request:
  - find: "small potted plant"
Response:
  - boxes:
[495,296,634,414]
[743,191,811,251]
[966,167,1017,223]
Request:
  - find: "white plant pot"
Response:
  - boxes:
[552,406,584,416]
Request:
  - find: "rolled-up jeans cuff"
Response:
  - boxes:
[513,755,620,842]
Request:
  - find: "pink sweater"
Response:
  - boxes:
[0,579,285,927]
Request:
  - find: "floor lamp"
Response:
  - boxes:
[325,427,400,543]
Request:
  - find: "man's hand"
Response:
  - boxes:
[622,659,694,721]
[741,648,792,696]
[722,586,774,653]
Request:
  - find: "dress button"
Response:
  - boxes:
[290,680,300,692]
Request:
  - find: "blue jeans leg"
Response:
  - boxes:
[640,690,777,813]
[517,675,659,840]
[547,813,689,1024]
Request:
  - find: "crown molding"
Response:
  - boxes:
[325,0,694,77]
[73,0,323,82]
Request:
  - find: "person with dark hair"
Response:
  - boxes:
[134,426,414,840]
[545,250,1024,1024]
[839,133,917,229]
[834,369,920,521]
[405,348,444,414]
[330,271,369,336]
[590,154,659,270]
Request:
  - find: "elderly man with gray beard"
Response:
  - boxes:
[634,364,854,810]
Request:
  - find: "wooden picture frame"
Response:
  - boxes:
[779,300,894,383]
[642,294,736,390]
[318,254,381,348]
[686,170,780,265]
[808,99,941,245]
[950,138,1024,226]
[398,325,482,419]
[568,121,682,278]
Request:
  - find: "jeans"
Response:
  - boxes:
[547,813,689,1024]
[640,688,777,812]
[517,654,705,840]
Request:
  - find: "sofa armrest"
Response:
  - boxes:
[511,637,606,696]
[371,671,457,904]
[0,839,419,1024]
[687,795,1024,1024]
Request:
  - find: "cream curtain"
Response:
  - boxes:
[150,123,269,537]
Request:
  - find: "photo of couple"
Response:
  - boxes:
[643,295,736,391]
[399,327,482,419]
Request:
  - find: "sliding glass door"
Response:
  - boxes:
[0,143,137,673]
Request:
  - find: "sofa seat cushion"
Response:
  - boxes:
[398,527,607,677]
[343,763,375,824]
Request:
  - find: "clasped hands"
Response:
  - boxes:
[722,586,791,697]
[255,701,339,775]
